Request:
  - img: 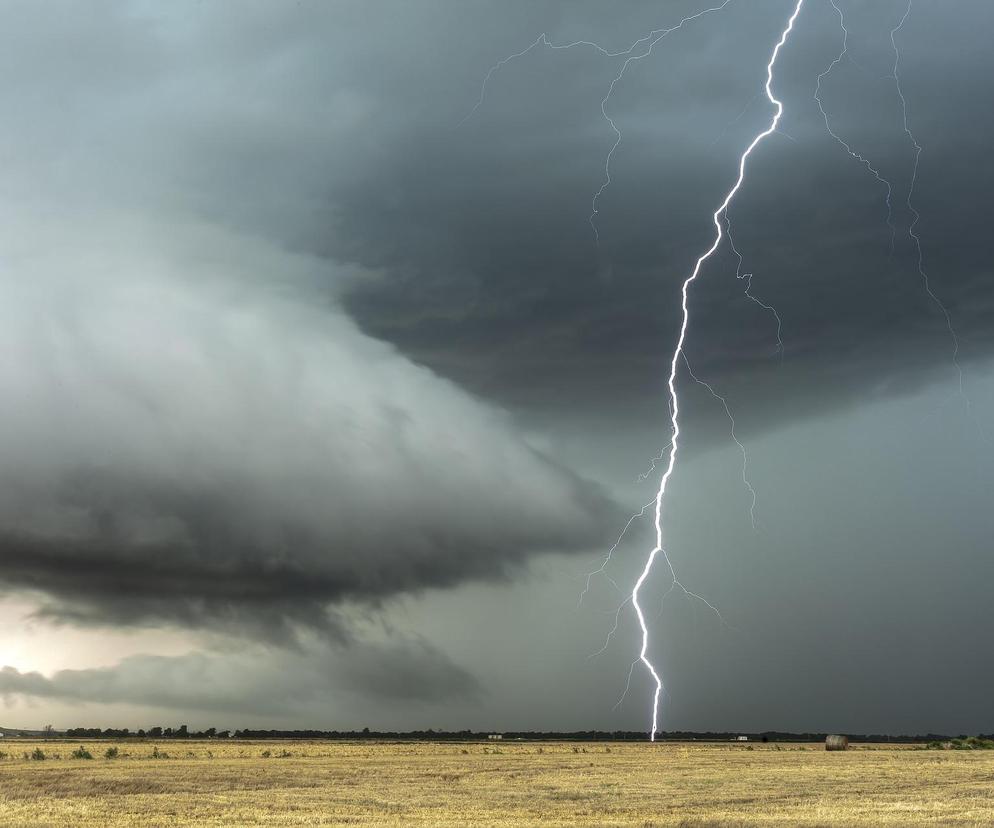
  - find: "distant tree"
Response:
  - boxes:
[42,724,54,738]
[149,727,163,738]
[176,725,188,738]
[204,727,216,738]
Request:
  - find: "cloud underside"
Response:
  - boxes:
[0,635,481,714]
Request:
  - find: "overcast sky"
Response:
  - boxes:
[1,0,992,737]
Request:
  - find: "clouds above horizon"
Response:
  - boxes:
[0,0,992,734]
[0,633,480,717]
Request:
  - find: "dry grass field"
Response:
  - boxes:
[1,739,992,826]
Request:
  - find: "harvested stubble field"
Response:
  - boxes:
[1,739,992,826]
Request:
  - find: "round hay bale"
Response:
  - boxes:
[825,734,849,751]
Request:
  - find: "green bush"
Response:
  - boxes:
[926,737,994,750]
[104,746,119,759]
[30,748,46,761]
[71,746,93,760]
[964,737,994,749]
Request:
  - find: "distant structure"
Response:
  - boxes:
[825,734,849,751]
[487,734,503,741]
[735,735,749,742]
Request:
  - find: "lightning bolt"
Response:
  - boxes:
[632,0,806,741]
[462,0,970,741]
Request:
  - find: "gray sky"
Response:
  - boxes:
[1,0,992,736]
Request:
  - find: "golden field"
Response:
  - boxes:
[1,739,992,826]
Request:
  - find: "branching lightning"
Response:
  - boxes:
[726,218,785,361]
[890,1,976,432]
[631,0,805,740]
[683,354,757,529]
[637,442,674,483]
[817,0,978,436]
[460,2,735,243]
[814,0,897,254]
[578,499,656,609]
[586,1,735,241]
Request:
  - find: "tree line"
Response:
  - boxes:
[55,726,994,742]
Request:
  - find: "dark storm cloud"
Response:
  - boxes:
[324,0,994,430]
[0,636,480,713]
[6,0,988,434]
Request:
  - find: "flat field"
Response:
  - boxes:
[1,739,992,826]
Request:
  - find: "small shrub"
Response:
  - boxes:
[277,750,292,758]
[104,747,119,759]
[0,751,7,760]
[260,750,272,758]
[460,748,469,754]
[150,746,169,759]
[71,746,93,760]
[964,737,994,750]
[30,748,46,761]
